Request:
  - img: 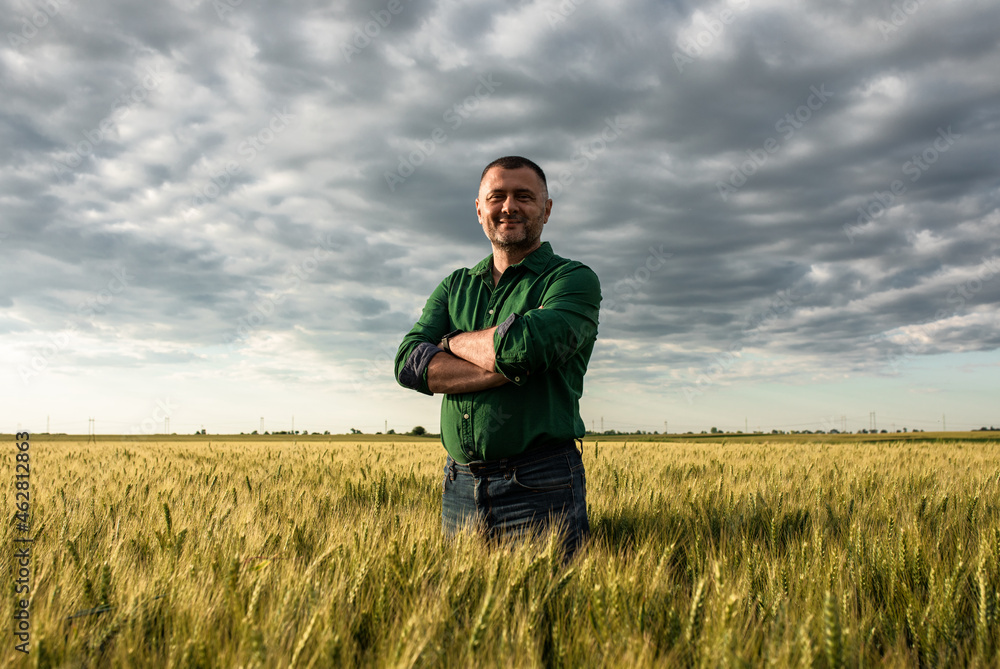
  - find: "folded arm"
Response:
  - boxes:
[427,326,509,394]
[426,350,509,394]
[395,276,509,396]
[492,265,601,385]
[396,264,600,395]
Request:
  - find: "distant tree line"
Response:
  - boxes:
[222,425,997,437]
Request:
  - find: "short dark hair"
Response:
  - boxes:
[480,156,548,194]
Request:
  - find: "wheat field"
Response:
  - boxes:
[3,434,999,667]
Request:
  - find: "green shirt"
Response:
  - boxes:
[395,242,601,464]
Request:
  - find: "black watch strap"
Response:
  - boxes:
[441,329,464,353]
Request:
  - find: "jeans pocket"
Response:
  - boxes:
[442,460,452,494]
[510,454,574,492]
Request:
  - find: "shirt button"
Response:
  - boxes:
[514,377,520,382]
[488,309,494,315]
[463,413,470,419]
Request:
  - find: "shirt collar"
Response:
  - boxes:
[470,241,554,277]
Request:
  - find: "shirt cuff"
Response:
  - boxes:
[495,312,519,343]
[493,313,528,386]
[399,342,443,395]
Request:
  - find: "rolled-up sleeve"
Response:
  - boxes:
[492,264,601,383]
[395,276,452,396]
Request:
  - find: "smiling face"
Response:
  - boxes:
[476,166,552,253]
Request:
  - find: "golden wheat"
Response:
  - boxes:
[2,436,998,667]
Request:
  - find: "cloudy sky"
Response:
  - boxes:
[3,0,999,436]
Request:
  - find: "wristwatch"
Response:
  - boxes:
[440,329,463,353]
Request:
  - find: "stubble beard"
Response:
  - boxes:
[486,213,543,252]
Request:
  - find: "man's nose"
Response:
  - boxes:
[502,196,519,213]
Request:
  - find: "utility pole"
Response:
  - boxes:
[942,414,946,432]
[385,419,388,434]
[664,420,668,435]
[260,417,264,434]
[745,417,748,433]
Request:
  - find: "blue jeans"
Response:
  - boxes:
[441,440,589,560]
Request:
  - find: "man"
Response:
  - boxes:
[394,156,601,560]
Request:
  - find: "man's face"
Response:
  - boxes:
[476,166,552,252]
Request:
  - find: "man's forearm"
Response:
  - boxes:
[445,327,498,372]
[427,351,509,394]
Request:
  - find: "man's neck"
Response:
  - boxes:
[490,241,541,285]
